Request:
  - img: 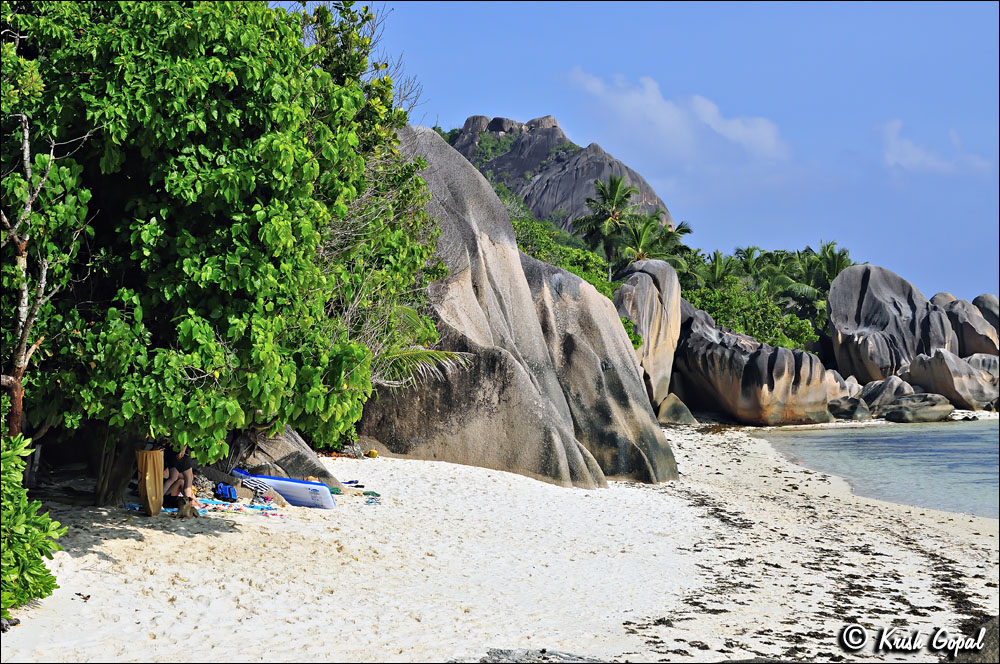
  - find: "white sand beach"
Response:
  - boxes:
[2,424,997,663]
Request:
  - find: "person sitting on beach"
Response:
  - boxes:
[163,443,204,509]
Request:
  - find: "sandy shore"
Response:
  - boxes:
[2,423,997,662]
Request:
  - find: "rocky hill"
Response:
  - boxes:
[442,115,674,231]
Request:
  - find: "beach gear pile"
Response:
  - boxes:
[125,499,285,518]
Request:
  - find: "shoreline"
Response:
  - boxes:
[1,425,997,662]
[759,409,999,433]
[754,412,999,521]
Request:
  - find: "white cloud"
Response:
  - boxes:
[881,119,954,172]
[881,121,993,174]
[690,95,789,160]
[566,67,790,161]
[567,67,695,156]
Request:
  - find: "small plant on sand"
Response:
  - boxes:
[1,433,66,619]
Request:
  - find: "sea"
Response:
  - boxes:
[764,419,1000,519]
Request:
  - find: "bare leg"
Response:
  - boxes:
[181,467,203,508]
[165,476,184,497]
[163,468,180,496]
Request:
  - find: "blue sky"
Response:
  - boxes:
[378,1,998,300]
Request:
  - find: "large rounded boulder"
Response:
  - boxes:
[941,299,999,357]
[972,294,999,334]
[670,300,847,425]
[898,349,999,410]
[613,260,682,412]
[828,265,958,383]
[359,127,677,488]
[859,375,916,416]
[882,394,954,423]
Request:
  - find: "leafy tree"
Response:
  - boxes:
[2,1,446,503]
[431,125,460,146]
[473,130,518,167]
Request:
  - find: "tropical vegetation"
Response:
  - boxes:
[539,173,853,350]
[1,0,448,615]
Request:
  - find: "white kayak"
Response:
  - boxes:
[234,470,336,509]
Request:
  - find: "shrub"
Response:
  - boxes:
[1,434,66,619]
[686,277,818,350]
[621,317,643,350]
[473,130,518,166]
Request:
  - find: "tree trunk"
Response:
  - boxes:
[96,437,136,506]
[5,377,24,437]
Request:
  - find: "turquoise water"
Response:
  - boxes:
[764,419,999,519]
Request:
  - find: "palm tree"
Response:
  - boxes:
[618,214,663,263]
[734,245,766,287]
[770,241,854,330]
[658,219,693,250]
[815,240,853,291]
[697,250,739,289]
[573,174,642,265]
[617,213,694,274]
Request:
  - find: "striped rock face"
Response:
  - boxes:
[671,299,849,425]
[899,349,999,411]
[613,260,683,411]
[828,264,958,383]
[359,127,677,489]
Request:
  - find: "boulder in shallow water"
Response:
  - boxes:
[657,393,699,425]
[359,126,676,488]
[898,348,999,410]
[828,397,871,421]
[882,393,954,422]
[671,299,846,425]
[613,260,682,411]
[859,376,916,416]
[828,265,958,383]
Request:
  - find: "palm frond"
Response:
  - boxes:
[377,347,473,391]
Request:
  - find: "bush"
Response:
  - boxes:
[1,434,66,619]
[621,317,643,350]
[686,277,818,350]
[473,130,518,166]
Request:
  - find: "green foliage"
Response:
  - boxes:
[2,1,442,464]
[549,140,580,156]
[1,433,66,619]
[573,174,643,264]
[496,183,620,298]
[473,130,518,166]
[683,240,857,337]
[686,277,818,350]
[431,125,460,146]
[558,246,618,299]
[621,317,643,350]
